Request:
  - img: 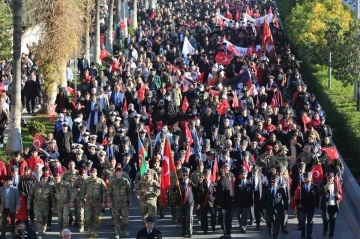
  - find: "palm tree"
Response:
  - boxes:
[106,0,114,52]
[150,0,156,9]
[85,0,90,60]
[130,0,137,29]
[145,0,149,10]
[6,0,23,153]
[94,0,101,64]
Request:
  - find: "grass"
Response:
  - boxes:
[0,2,13,29]
[0,114,54,164]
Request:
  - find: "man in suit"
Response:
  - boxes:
[77,53,89,77]
[291,162,306,230]
[87,104,103,134]
[248,165,264,228]
[0,176,20,238]
[234,168,253,233]
[109,85,125,112]
[215,169,234,238]
[261,175,288,239]
[320,172,341,239]
[56,121,73,164]
[197,169,217,234]
[104,137,121,162]
[10,166,21,189]
[296,172,319,239]
[207,125,225,149]
[136,216,162,239]
[173,167,194,237]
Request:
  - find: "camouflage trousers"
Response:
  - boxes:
[170,193,178,221]
[34,205,49,235]
[85,201,102,233]
[56,203,70,231]
[140,198,157,222]
[75,198,85,226]
[156,195,163,214]
[112,200,129,233]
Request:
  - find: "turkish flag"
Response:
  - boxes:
[216,100,230,115]
[145,125,151,135]
[161,137,175,206]
[167,62,179,71]
[232,90,239,108]
[122,98,128,112]
[102,137,108,146]
[119,21,126,29]
[290,182,300,210]
[15,195,28,222]
[66,87,76,96]
[137,85,146,101]
[181,96,189,112]
[155,121,163,133]
[227,44,239,56]
[209,89,220,96]
[335,175,342,203]
[215,51,233,65]
[310,164,324,183]
[99,48,110,60]
[48,104,56,122]
[211,155,218,182]
[262,17,271,50]
[246,45,257,56]
[196,72,204,83]
[184,146,191,163]
[319,147,339,160]
[33,133,45,148]
[184,123,194,145]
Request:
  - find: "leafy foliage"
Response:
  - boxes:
[27,120,47,135]
[0,22,12,60]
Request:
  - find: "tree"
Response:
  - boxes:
[130,0,137,29]
[94,0,101,64]
[6,0,22,153]
[150,0,156,9]
[0,23,11,60]
[24,0,87,109]
[106,0,114,52]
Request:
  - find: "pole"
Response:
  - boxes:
[74,51,77,90]
[328,51,331,88]
[357,80,360,111]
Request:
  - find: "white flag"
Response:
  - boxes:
[182,36,195,57]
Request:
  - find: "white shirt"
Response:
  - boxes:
[253,174,259,191]
[328,184,336,205]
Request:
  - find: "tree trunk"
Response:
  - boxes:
[94,0,101,64]
[85,0,90,60]
[122,0,128,38]
[131,0,137,29]
[150,0,156,9]
[6,0,23,153]
[106,0,114,53]
[145,0,149,10]
[115,0,120,24]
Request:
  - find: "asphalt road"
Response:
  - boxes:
[22,190,358,239]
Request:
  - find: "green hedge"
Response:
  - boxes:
[277,0,360,177]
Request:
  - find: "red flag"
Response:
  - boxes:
[122,98,127,112]
[0,83,3,91]
[262,17,271,50]
[181,96,189,112]
[184,123,194,145]
[145,125,151,135]
[167,62,179,71]
[310,164,324,183]
[235,10,240,21]
[335,175,342,203]
[102,137,108,146]
[184,147,191,163]
[319,148,339,160]
[215,51,233,65]
[196,73,204,83]
[246,6,253,17]
[211,155,218,182]
[155,121,163,133]
[119,21,126,29]
[216,100,230,115]
[100,33,106,45]
[99,48,110,60]
[66,87,76,96]
[33,133,45,148]
[232,91,239,108]
[290,182,301,210]
[137,85,146,101]
[15,195,28,222]
[209,89,220,96]
[161,137,175,206]
[227,44,239,56]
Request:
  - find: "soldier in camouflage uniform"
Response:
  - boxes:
[152,157,164,218]
[189,161,205,224]
[62,160,79,226]
[80,168,107,238]
[222,163,235,183]
[108,167,132,239]
[135,160,159,185]
[256,145,276,175]
[170,161,182,225]
[136,170,161,223]
[53,173,73,237]
[73,168,88,232]
[27,174,55,239]
[101,157,117,184]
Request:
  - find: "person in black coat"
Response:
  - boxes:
[77,53,89,77]
[55,122,73,164]
[296,172,319,239]
[320,173,341,239]
[261,175,288,239]
[23,77,39,114]
[136,216,162,239]
[15,220,37,239]
[234,168,254,233]
[248,165,264,228]
[173,167,194,237]
[215,169,234,238]
[197,169,217,234]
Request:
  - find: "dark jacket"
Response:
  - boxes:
[55,131,73,153]
[215,176,234,209]
[234,179,254,208]
[136,227,162,239]
[296,183,319,212]
[319,180,341,213]
[172,179,195,205]
[198,180,217,207]
[15,224,38,239]
[261,186,288,215]
[23,80,39,98]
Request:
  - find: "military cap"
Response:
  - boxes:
[76,149,84,154]
[271,175,280,183]
[265,145,273,151]
[82,132,90,137]
[239,168,248,174]
[327,172,335,177]
[11,166,19,173]
[87,143,96,148]
[145,216,155,223]
[297,162,306,170]
[278,166,286,173]
[41,174,49,179]
[181,167,190,174]
[98,151,106,156]
[54,173,62,177]
[303,172,312,178]
[84,160,93,168]
[90,135,98,140]
[203,169,211,176]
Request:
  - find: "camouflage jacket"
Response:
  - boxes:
[62,169,79,188]
[27,182,55,208]
[53,181,72,205]
[108,177,132,204]
[136,179,160,201]
[80,177,107,203]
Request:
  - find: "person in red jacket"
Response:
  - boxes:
[26,148,44,172]
[0,159,7,184]
[7,152,28,176]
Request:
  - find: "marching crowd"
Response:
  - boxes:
[0,0,347,239]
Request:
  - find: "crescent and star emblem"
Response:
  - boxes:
[33,139,41,148]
